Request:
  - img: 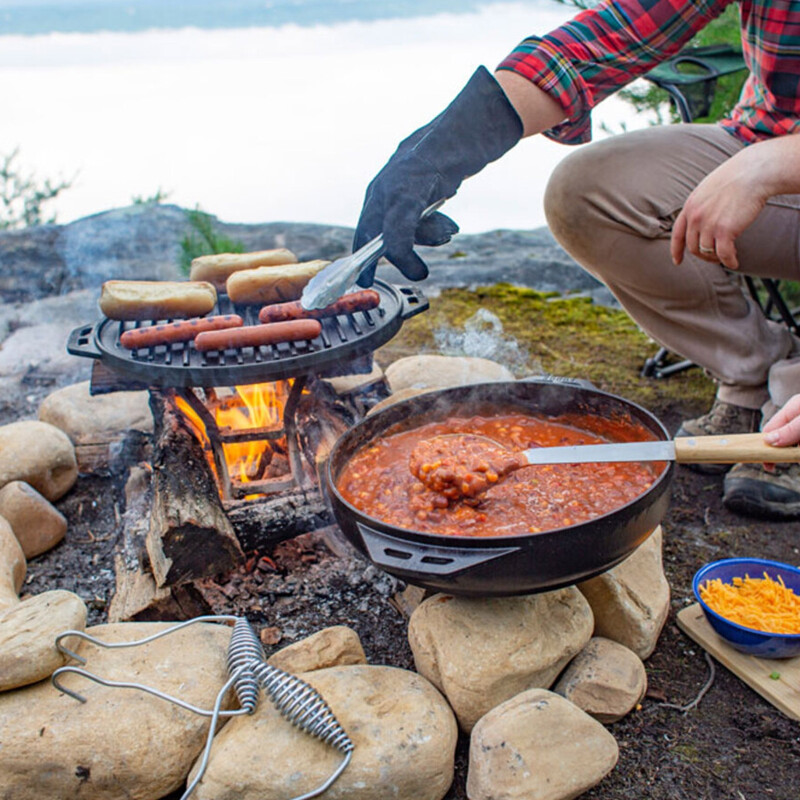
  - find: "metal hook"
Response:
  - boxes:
[180,668,242,800]
[50,664,248,718]
[50,615,354,800]
[55,615,240,664]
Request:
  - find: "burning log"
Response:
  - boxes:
[147,390,244,586]
[226,486,333,551]
[296,380,357,469]
[107,466,213,622]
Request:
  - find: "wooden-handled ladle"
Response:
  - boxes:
[408,432,800,500]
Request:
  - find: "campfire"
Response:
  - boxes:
[64,279,428,622]
[30,275,685,800]
[174,380,303,502]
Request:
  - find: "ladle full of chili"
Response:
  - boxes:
[410,431,800,501]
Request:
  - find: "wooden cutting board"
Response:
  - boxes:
[676,603,800,721]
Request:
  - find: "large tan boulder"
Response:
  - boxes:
[324,362,384,395]
[267,625,366,673]
[191,664,458,800]
[38,380,153,443]
[408,589,594,732]
[578,527,669,659]
[0,481,67,558]
[367,386,434,416]
[384,355,514,392]
[553,636,647,723]
[0,590,87,691]
[0,514,25,611]
[0,621,233,800]
[0,420,78,501]
[467,688,619,800]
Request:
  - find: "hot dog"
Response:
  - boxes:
[258,289,381,324]
[194,318,322,352]
[120,315,244,350]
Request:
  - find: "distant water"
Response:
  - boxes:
[0,0,569,36]
[0,1,645,232]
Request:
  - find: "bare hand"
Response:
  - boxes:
[670,151,768,269]
[763,394,800,447]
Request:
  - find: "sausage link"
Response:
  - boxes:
[258,289,380,324]
[194,318,322,352]
[120,315,243,349]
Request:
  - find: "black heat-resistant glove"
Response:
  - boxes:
[354,65,523,287]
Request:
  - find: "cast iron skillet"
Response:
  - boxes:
[323,379,673,597]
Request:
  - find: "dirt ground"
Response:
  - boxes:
[20,404,800,800]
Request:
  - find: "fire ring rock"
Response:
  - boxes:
[467,688,619,800]
[267,625,367,673]
[0,620,233,800]
[0,480,68,558]
[190,664,459,800]
[384,354,514,393]
[0,590,87,692]
[553,636,647,723]
[408,588,594,732]
[0,514,26,610]
[38,379,154,443]
[0,420,78,502]
[577,527,669,660]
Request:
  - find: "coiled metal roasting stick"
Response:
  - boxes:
[51,615,353,800]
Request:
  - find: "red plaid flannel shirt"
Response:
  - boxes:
[497,0,800,145]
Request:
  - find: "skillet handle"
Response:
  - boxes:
[674,433,800,463]
[356,523,519,576]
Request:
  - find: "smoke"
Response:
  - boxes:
[433,308,537,374]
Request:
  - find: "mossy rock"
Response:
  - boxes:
[376,284,716,426]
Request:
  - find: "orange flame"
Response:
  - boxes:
[219,382,288,482]
[174,381,291,493]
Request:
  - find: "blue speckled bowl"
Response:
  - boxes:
[693,558,800,659]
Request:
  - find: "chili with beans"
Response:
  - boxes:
[409,433,526,499]
[337,412,665,537]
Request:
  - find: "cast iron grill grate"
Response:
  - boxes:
[67,280,427,387]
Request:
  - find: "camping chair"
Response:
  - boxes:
[639,45,800,378]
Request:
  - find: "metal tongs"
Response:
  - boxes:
[300,199,446,310]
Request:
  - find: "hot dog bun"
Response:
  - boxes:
[99,280,218,321]
[226,260,330,306]
[189,248,298,290]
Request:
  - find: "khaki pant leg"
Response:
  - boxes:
[544,123,800,413]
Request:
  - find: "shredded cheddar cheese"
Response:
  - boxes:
[699,572,800,634]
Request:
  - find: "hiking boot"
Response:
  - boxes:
[723,462,800,520]
[676,399,762,474]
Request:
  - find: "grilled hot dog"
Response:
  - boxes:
[194,318,322,352]
[120,315,244,349]
[258,289,380,324]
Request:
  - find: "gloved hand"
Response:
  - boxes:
[355,65,523,286]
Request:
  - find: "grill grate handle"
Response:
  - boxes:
[67,323,102,359]
[397,286,430,321]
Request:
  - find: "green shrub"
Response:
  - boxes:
[0,148,73,230]
[178,207,245,275]
[132,188,171,205]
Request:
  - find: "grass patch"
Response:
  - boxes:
[375,283,716,418]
